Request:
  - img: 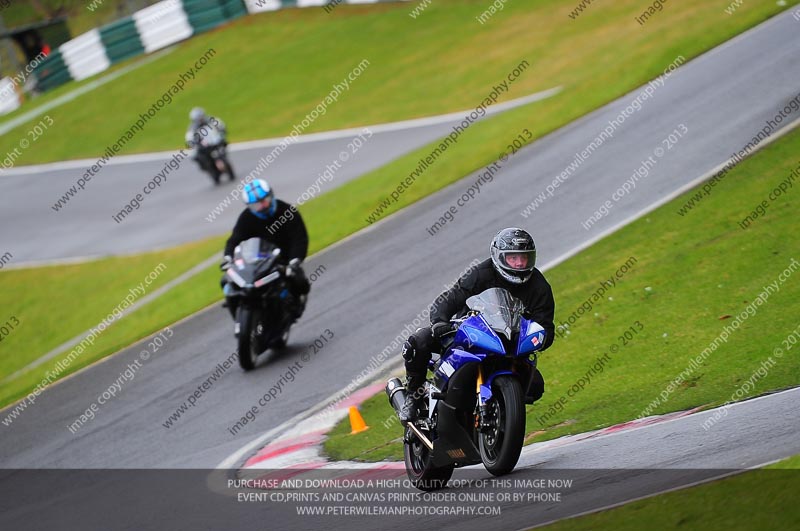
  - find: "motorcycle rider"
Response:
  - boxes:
[185,107,229,178]
[398,228,555,422]
[220,179,310,321]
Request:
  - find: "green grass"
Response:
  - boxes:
[0,48,176,128]
[1,0,796,409]
[0,236,223,407]
[323,123,800,462]
[0,0,792,164]
[534,455,800,530]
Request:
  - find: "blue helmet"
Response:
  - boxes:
[242,179,276,219]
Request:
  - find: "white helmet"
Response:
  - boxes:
[189,107,207,125]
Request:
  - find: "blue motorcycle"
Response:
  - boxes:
[386,287,546,490]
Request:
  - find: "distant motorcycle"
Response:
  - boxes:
[386,288,546,490]
[223,238,298,370]
[186,125,234,185]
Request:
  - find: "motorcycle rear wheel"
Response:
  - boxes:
[478,375,525,476]
[223,157,236,181]
[404,423,454,491]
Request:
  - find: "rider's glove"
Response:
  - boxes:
[220,255,233,271]
[432,321,455,340]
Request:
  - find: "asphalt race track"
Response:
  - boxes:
[2,9,799,530]
[0,90,557,263]
[0,120,476,263]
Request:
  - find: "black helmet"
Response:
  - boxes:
[490,228,537,284]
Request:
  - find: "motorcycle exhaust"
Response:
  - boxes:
[386,378,434,451]
[385,378,406,413]
[406,423,434,451]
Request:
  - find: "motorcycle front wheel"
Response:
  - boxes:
[223,157,236,181]
[209,166,221,185]
[271,326,290,350]
[478,375,525,476]
[236,307,261,371]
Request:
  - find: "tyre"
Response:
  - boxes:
[236,307,259,371]
[403,415,454,491]
[478,375,525,476]
[272,326,290,350]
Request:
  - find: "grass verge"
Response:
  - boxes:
[323,124,800,462]
[0,236,222,408]
[534,455,800,530]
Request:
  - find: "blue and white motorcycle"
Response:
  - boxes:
[386,287,546,490]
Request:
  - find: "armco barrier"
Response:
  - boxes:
[243,0,408,14]
[60,29,111,82]
[34,50,72,92]
[101,18,146,64]
[0,78,21,115]
[134,0,194,54]
[184,0,247,34]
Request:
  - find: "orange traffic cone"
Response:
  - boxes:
[349,406,369,434]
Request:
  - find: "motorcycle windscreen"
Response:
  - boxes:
[465,288,524,340]
[234,238,277,264]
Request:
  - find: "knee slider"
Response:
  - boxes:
[412,327,434,352]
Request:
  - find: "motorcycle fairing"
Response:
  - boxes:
[434,349,482,384]
[453,314,505,355]
[431,400,482,468]
[517,318,546,357]
[430,361,482,468]
[227,238,280,290]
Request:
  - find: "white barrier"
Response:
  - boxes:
[60,29,111,82]
[134,0,194,53]
[0,77,20,115]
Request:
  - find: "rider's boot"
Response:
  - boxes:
[398,372,427,423]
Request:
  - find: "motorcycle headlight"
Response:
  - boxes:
[226,268,247,288]
[254,271,280,288]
